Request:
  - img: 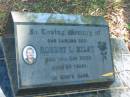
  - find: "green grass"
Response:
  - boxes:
[0,12,7,34]
[12,0,107,15]
[0,12,6,19]
[128,23,130,29]
[0,0,108,34]
[0,0,128,35]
